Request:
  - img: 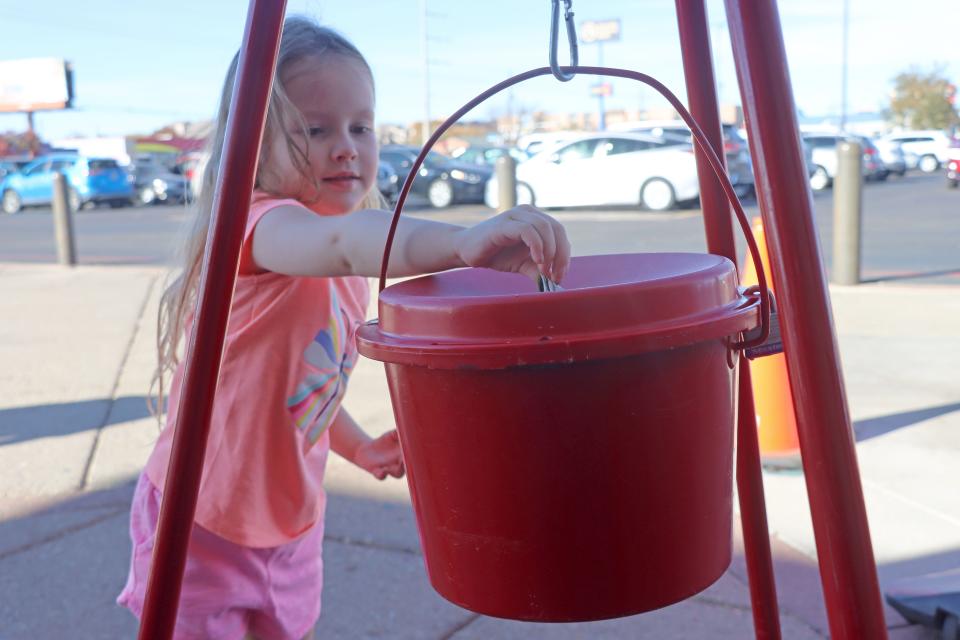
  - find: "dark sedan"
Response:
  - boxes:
[130,164,189,205]
[379,145,491,208]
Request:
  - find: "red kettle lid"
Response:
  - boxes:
[358,253,759,368]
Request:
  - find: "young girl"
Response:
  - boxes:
[118,16,570,640]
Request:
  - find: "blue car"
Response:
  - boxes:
[1,154,134,214]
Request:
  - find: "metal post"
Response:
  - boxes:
[674,3,782,637]
[51,172,77,266]
[832,141,862,285]
[137,1,287,638]
[495,155,517,212]
[724,1,888,637]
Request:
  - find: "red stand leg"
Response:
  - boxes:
[137,1,287,638]
[674,3,782,637]
[723,1,888,637]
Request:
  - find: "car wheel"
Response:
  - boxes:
[108,199,128,209]
[427,179,454,208]
[918,154,940,173]
[138,187,156,206]
[948,179,958,189]
[809,165,831,191]
[516,182,535,206]
[2,189,22,214]
[68,188,83,212]
[640,178,677,212]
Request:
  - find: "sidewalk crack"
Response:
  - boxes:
[0,507,127,561]
[78,272,159,491]
[437,613,481,639]
[323,533,421,556]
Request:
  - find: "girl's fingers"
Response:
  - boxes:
[552,220,572,282]
[509,208,556,276]
[495,220,545,267]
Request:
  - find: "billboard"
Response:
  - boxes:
[0,58,74,113]
[580,20,621,44]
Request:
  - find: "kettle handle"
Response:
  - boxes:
[378,65,770,351]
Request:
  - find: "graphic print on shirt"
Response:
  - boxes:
[287,287,359,446]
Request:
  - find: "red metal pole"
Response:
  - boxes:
[137,1,287,638]
[723,1,888,638]
[674,4,782,637]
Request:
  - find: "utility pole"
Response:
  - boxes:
[597,42,606,131]
[26,111,38,158]
[840,0,849,132]
[420,0,431,146]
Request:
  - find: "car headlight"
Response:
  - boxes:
[152,178,168,192]
[450,169,481,183]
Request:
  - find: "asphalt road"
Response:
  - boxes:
[0,172,957,283]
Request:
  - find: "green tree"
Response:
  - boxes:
[887,66,959,130]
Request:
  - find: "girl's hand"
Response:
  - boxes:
[353,430,405,480]
[454,205,571,283]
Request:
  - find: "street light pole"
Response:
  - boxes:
[840,0,849,132]
[420,0,431,146]
[596,42,606,130]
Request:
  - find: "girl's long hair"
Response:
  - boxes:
[150,17,384,419]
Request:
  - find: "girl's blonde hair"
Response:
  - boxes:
[151,17,384,418]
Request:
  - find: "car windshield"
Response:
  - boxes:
[422,151,449,168]
[89,159,119,171]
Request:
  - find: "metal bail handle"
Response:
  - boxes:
[378,66,771,351]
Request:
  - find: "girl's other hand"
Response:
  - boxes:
[353,430,405,480]
[454,205,571,283]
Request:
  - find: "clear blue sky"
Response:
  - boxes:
[1,0,956,141]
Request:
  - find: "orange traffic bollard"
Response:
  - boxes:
[742,216,802,469]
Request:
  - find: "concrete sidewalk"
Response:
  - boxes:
[1,262,956,638]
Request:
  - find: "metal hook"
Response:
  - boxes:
[549,0,578,81]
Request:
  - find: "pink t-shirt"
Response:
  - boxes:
[145,192,370,547]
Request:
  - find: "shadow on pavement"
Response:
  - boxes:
[0,396,153,446]
[861,267,960,284]
[0,477,943,639]
[854,401,960,443]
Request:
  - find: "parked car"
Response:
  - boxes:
[802,134,887,191]
[879,130,953,173]
[450,145,530,168]
[516,132,577,156]
[377,160,399,204]
[614,120,755,198]
[484,132,700,212]
[378,145,491,208]
[872,138,907,176]
[947,141,960,189]
[853,135,891,181]
[0,161,19,182]
[1,153,133,214]
[129,162,188,205]
[0,157,31,181]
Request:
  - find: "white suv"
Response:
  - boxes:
[879,130,953,173]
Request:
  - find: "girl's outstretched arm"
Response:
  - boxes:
[252,204,570,281]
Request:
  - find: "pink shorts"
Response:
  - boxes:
[117,473,324,639]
